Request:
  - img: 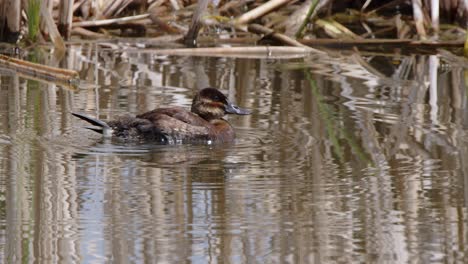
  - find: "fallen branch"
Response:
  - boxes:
[0,55,79,86]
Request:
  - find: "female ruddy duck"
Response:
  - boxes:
[72,88,251,143]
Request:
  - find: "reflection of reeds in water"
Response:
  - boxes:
[278,53,468,256]
[294,52,464,168]
[297,52,468,264]
[305,70,371,165]
[0,70,79,262]
[2,46,468,262]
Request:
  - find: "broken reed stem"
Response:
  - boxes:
[0,54,78,82]
[248,24,307,47]
[73,13,149,27]
[295,0,320,39]
[58,0,74,39]
[184,0,210,46]
[40,1,65,51]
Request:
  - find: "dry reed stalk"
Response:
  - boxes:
[148,0,168,12]
[58,0,74,39]
[40,1,65,51]
[295,0,320,38]
[72,27,108,39]
[361,0,372,11]
[72,0,87,13]
[149,17,182,34]
[184,0,210,46]
[300,38,411,47]
[124,46,314,59]
[248,23,324,54]
[315,19,361,39]
[1,0,21,42]
[40,0,53,32]
[197,36,258,45]
[102,0,135,17]
[15,71,78,90]
[431,0,439,34]
[219,0,248,14]
[73,14,150,27]
[360,26,396,38]
[169,0,181,10]
[102,0,124,17]
[0,54,78,83]
[235,0,293,25]
[411,0,427,39]
[299,38,464,48]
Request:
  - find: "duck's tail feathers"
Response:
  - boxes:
[72,112,113,137]
[72,112,110,128]
[85,127,104,134]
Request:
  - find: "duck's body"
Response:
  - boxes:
[72,88,250,143]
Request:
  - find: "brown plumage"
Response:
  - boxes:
[72,88,251,143]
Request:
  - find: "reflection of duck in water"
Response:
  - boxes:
[72,88,251,143]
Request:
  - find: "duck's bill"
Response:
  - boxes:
[225,103,251,115]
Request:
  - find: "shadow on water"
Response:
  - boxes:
[0,44,467,263]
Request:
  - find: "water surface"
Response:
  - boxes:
[0,46,467,263]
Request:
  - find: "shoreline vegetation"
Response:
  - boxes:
[0,0,466,85]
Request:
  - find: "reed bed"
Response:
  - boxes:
[0,0,465,55]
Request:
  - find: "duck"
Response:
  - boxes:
[72,87,251,143]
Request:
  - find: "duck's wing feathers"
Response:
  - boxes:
[137,107,208,126]
[135,107,212,141]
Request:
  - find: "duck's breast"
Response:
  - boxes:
[209,119,235,142]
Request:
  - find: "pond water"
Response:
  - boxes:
[0,45,467,263]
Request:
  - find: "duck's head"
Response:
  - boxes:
[191,88,251,120]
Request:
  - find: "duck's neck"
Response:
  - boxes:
[191,101,225,121]
[197,112,223,121]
